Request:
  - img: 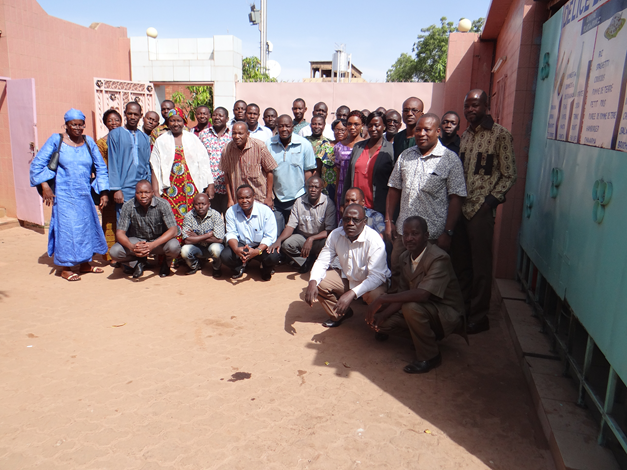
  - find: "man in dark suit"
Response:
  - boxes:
[366,216,465,374]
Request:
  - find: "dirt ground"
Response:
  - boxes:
[0,226,556,469]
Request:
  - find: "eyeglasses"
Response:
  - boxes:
[402,108,423,114]
[342,216,366,224]
[67,123,86,129]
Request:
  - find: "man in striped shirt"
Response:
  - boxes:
[220,122,277,210]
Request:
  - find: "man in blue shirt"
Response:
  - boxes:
[220,184,280,281]
[266,114,316,233]
[108,102,151,218]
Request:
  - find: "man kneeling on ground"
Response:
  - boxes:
[366,216,465,374]
[110,180,180,278]
[269,175,336,273]
[221,184,280,281]
[181,193,225,277]
[305,204,390,327]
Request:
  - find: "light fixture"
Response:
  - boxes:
[146,27,158,38]
[458,18,472,32]
[492,56,507,73]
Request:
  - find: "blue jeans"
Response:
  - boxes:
[180,243,224,269]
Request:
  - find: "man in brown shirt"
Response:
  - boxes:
[366,216,465,374]
[451,89,517,334]
[220,122,277,209]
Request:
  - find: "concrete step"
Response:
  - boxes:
[0,217,19,231]
[497,278,620,470]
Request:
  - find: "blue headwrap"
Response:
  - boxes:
[64,108,86,122]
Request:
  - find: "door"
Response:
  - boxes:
[6,78,43,226]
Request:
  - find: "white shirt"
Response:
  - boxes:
[248,124,273,143]
[298,123,335,140]
[310,225,391,298]
[410,246,427,273]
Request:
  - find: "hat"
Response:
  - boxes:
[64,108,86,122]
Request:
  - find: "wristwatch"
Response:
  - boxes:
[259,249,263,256]
[445,229,454,236]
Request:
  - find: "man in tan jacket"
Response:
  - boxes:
[366,216,465,374]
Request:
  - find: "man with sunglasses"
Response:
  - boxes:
[305,204,390,328]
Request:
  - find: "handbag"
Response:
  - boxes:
[82,136,103,205]
[36,133,63,196]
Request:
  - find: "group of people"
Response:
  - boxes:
[30,89,516,374]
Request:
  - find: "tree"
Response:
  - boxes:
[386,17,485,83]
[242,56,277,82]
[385,53,418,83]
[172,85,213,121]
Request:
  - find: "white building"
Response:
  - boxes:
[129,35,243,111]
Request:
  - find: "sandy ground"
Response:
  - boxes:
[0,226,556,470]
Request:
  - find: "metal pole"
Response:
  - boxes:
[260,0,267,73]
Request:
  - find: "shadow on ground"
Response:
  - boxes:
[286,287,551,469]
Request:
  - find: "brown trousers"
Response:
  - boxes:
[318,269,387,320]
[449,208,495,323]
[379,302,446,362]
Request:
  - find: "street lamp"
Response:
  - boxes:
[146,27,158,61]
[248,2,268,73]
[458,18,472,32]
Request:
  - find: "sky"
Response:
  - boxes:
[38,0,492,82]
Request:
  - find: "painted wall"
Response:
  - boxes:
[0,0,131,218]
[235,82,446,121]
[130,36,242,112]
[522,11,627,384]
[490,0,549,278]
[444,33,494,121]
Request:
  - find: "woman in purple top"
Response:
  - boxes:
[334,111,365,222]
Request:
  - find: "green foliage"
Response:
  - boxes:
[172,85,213,121]
[385,53,418,83]
[242,56,277,82]
[386,17,485,83]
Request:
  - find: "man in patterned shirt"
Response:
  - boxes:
[110,180,180,279]
[385,113,467,288]
[451,89,517,335]
[181,193,225,278]
[199,107,231,215]
[305,116,336,198]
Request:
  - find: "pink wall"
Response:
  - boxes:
[443,33,494,119]
[490,0,548,279]
[0,0,131,218]
[235,82,446,120]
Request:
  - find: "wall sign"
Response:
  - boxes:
[547,0,627,152]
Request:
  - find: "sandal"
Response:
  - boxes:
[79,263,104,274]
[61,270,81,282]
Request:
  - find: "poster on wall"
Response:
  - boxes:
[547,0,627,152]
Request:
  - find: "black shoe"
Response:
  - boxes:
[261,265,273,281]
[122,265,134,275]
[132,258,147,278]
[212,267,222,278]
[231,265,245,279]
[403,353,442,374]
[322,309,354,328]
[467,316,490,335]
[298,261,314,274]
[375,332,389,342]
[186,263,200,275]
[159,261,171,277]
